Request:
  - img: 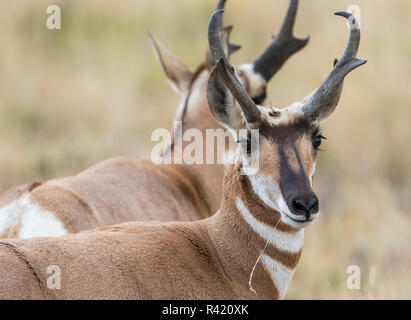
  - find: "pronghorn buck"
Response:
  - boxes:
[0,10,366,299]
[0,0,308,238]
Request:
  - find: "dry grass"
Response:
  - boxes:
[0,0,410,299]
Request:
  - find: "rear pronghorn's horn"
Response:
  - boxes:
[253,0,309,82]
[216,0,226,10]
[216,0,242,54]
[215,0,226,32]
[302,12,367,121]
[206,0,241,69]
[208,10,261,123]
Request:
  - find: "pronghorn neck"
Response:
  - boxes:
[167,67,212,156]
[207,164,304,299]
[165,67,228,214]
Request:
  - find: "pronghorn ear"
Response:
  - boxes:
[207,64,244,129]
[205,26,241,70]
[148,32,194,94]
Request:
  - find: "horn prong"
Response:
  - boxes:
[253,0,309,82]
[302,11,367,120]
[208,10,261,123]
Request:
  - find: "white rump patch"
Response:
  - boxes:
[236,198,304,253]
[261,254,296,299]
[0,194,67,238]
[0,199,23,235]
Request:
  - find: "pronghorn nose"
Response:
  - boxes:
[290,194,319,219]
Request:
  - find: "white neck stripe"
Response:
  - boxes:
[236,198,304,253]
[261,254,295,299]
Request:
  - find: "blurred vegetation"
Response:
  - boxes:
[0,0,410,299]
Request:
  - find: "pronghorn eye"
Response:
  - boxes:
[313,135,326,150]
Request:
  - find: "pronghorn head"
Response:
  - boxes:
[207,10,366,228]
[148,0,308,123]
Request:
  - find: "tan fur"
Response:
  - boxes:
[0,182,41,208]
[0,163,302,300]
[255,138,281,184]
[0,107,323,299]
[0,77,331,298]
[148,33,194,93]
[296,136,316,178]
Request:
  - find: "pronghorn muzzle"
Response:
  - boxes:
[279,156,319,221]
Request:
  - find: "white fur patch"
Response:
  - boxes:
[259,101,306,126]
[0,198,23,236]
[174,70,208,124]
[236,198,304,253]
[261,254,296,299]
[237,64,266,95]
[0,194,67,238]
[186,70,208,113]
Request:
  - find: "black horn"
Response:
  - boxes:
[215,0,242,55]
[208,10,261,123]
[302,11,367,120]
[206,0,241,69]
[253,0,309,82]
[215,0,226,29]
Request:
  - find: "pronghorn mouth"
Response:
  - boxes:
[282,213,314,224]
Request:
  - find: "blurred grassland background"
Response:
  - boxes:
[0,0,410,299]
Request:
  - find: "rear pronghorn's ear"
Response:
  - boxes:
[205,26,241,70]
[207,64,244,129]
[148,32,194,94]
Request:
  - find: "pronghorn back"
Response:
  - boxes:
[0,157,209,238]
